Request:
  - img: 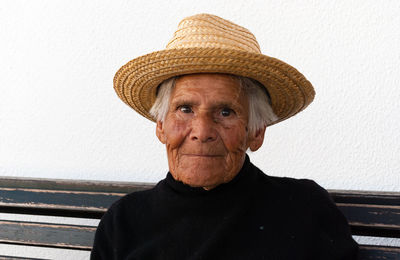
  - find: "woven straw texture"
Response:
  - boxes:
[114,13,315,125]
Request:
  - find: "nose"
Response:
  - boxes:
[189,112,217,143]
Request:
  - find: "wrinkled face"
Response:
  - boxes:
[156,74,265,190]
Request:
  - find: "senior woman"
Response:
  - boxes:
[91,14,358,259]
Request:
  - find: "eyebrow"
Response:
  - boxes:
[212,102,238,109]
[170,99,199,107]
[171,98,243,112]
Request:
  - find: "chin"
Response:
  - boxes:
[179,168,222,187]
[180,167,233,189]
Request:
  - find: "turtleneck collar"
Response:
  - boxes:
[164,154,255,196]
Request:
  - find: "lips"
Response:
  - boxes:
[179,146,226,158]
[182,154,224,157]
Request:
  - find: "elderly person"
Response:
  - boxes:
[91,14,358,259]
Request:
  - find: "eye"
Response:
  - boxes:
[220,107,233,117]
[178,105,192,113]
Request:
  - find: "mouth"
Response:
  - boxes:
[182,154,224,158]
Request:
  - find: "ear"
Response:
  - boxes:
[156,120,166,144]
[248,125,266,152]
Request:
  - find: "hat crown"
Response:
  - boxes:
[166,13,261,54]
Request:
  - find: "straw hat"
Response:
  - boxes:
[114,13,315,125]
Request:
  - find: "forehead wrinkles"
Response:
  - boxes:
[171,76,247,107]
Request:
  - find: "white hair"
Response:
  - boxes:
[238,76,278,133]
[149,75,278,135]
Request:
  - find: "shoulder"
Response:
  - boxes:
[249,163,346,223]
[251,163,329,204]
[251,165,359,257]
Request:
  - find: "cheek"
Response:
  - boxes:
[219,123,248,152]
[164,117,190,149]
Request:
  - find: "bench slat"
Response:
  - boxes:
[0,188,123,209]
[1,219,399,259]
[2,188,400,236]
[0,220,95,250]
[0,177,153,193]
[359,245,400,259]
[1,219,399,258]
[330,190,400,206]
[337,203,400,238]
[0,188,122,218]
[0,255,48,260]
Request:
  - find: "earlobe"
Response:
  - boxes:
[249,126,266,152]
[156,121,166,144]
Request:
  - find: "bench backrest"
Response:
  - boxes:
[0,177,399,259]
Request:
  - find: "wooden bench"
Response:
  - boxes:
[0,177,399,259]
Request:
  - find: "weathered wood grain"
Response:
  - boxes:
[0,176,154,193]
[0,188,123,209]
[337,203,400,238]
[0,221,399,259]
[0,255,49,260]
[0,220,96,250]
[359,245,400,260]
[0,188,122,218]
[330,190,400,206]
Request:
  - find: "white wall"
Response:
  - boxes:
[1,0,399,191]
[1,0,400,258]
[2,0,400,189]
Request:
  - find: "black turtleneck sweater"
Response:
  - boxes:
[91,156,358,259]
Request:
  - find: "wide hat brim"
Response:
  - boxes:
[114,47,315,126]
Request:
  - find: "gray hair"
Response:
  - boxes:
[149,75,278,135]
